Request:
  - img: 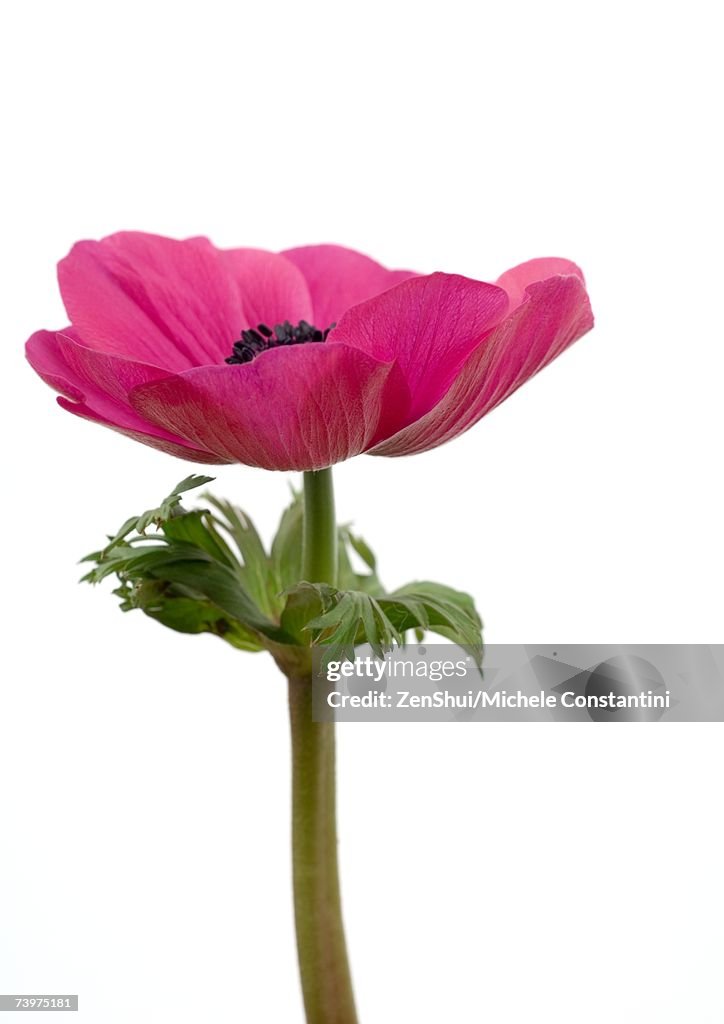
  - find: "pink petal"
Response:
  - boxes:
[282,244,417,330]
[57,397,231,463]
[497,258,586,310]
[26,329,86,402]
[329,273,510,421]
[129,342,409,472]
[28,327,165,410]
[220,248,313,329]
[58,232,308,371]
[26,328,223,462]
[370,273,594,457]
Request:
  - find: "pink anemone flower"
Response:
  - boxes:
[26,233,594,471]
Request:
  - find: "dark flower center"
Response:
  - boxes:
[226,320,336,364]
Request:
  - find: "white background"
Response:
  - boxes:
[1,1,722,1021]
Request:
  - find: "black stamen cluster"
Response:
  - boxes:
[226,320,336,364]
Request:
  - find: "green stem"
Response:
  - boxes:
[288,468,357,1024]
[302,468,338,587]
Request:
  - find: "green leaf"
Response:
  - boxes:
[130,583,265,651]
[161,510,238,568]
[81,541,169,584]
[140,474,215,526]
[280,577,483,664]
[304,589,404,660]
[280,581,333,641]
[203,494,277,616]
[101,475,215,554]
[270,490,303,594]
[138,551,291,644]
[383,581,483,659]
[391,582,481,630]
[343,528,376,570]
[81,475,296,650]
[337,526,383,595]
[80,477,484,665]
